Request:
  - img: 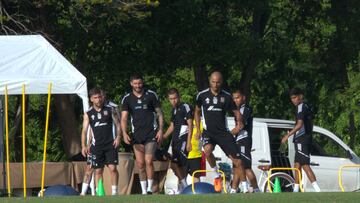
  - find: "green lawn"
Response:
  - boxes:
[2,193,360,203]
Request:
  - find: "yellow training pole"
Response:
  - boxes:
[22,84,26,198]
[4,86,11,197]
[40,83,52,197]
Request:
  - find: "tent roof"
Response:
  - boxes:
[0,35,89,111]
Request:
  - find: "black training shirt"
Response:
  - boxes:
[293,102,314,144]
[196,88,237,134]
[121,89,160,138]
[87,105,114,147]
[171,103,193,144]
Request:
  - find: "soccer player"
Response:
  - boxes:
[232,89,260,193]
[281,87,321,192]
[121,74,164,195]
[194,71,248,193]
[80,88,121,195]
[80,90,121,196]
[163,88,201,193]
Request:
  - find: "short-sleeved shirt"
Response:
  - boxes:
[239,104,253,138]
[121,89,160,138]
[293,102,314,144]
[87,105,114,147]
[171,103,193,144]
[195,88,237,135]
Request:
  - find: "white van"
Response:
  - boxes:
[164,118,360,193]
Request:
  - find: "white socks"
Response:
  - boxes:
[312,181,321,192]
[147,179,154,193]
[293,182,320,192]
[111,185,118,195]
[80,183,89,195]
[230,188,237,193]
[241,181,248,193]
[293,184,300,192]
[140,180,147,194]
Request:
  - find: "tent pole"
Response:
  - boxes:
[4,86,11,197]
[40,83,52,197]
[22,84,26,198]
[0,96,6,197]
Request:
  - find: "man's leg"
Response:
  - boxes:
[204,144,220,176]
[80,164,94,195]
[107,164,119,195]
[144,142,157,194]
[133,144,147,194]
[94,168,104,191]
[246,169,259,192]
[302,164,321,192]
[293,162,301,192]
[229,156,247,193]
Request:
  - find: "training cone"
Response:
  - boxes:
[273,177,281,193]
[96,179,106,196]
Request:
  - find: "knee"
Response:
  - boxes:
[145,158,153,167]
[95,169,103,175]
[204,150,212,158]
[136,160,145,169]
[233,159,242,168]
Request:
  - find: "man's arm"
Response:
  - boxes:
[155,107,164,143]
[281,119,304,144]
[112,107,122,148]
[163,122,174,140]
[121,111,131,144]
[194,106,201,139]
[81,113,90,157]
[186,118,194,152]
[231,109,244,136]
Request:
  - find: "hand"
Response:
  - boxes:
[231,126,240,136]
[123,133,131,145]
[156,130,163,144]
[81,146,89,157]
[186,142,192,152]
[281,135,289,144]
[113,136,121,148]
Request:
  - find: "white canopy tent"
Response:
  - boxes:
[0,35,89,111]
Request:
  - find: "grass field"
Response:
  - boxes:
[2,193,360,203]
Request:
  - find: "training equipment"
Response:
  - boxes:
[273,177,281,193]
[181,182,216,194]
[267,167,303,193]
[43,185,79,196]
[97,179,106,196]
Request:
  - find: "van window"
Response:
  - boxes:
[311,132,348,158]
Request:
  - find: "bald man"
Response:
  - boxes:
[194,71,248,193]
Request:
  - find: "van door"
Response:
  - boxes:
[251,122,272,178]
[296,129,359,192]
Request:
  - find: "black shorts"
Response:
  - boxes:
[86,153,93,165]
[188,158,201,177]
[133,130,157,145]
[172,140,188,167]
[202,130,241,159]
[235,135,252,169]
[294,143,311,165]
[90,145,119,169]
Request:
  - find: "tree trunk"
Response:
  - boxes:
[53,95,81,160]
[194,66,209,91]
[349,111,355,150]
[239,4,269,101]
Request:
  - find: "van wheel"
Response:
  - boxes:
[262,172,295,192]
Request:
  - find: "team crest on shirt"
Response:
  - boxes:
[143,104,148,109]
[205,98,210,104]
[103,110,108,116]
[97,113,102,119]
[91,115,95,120]
[213,97,218,104]
[137,99,142,104]
[220,97,225,103]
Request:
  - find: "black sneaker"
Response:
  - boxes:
[147,191,153,195]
